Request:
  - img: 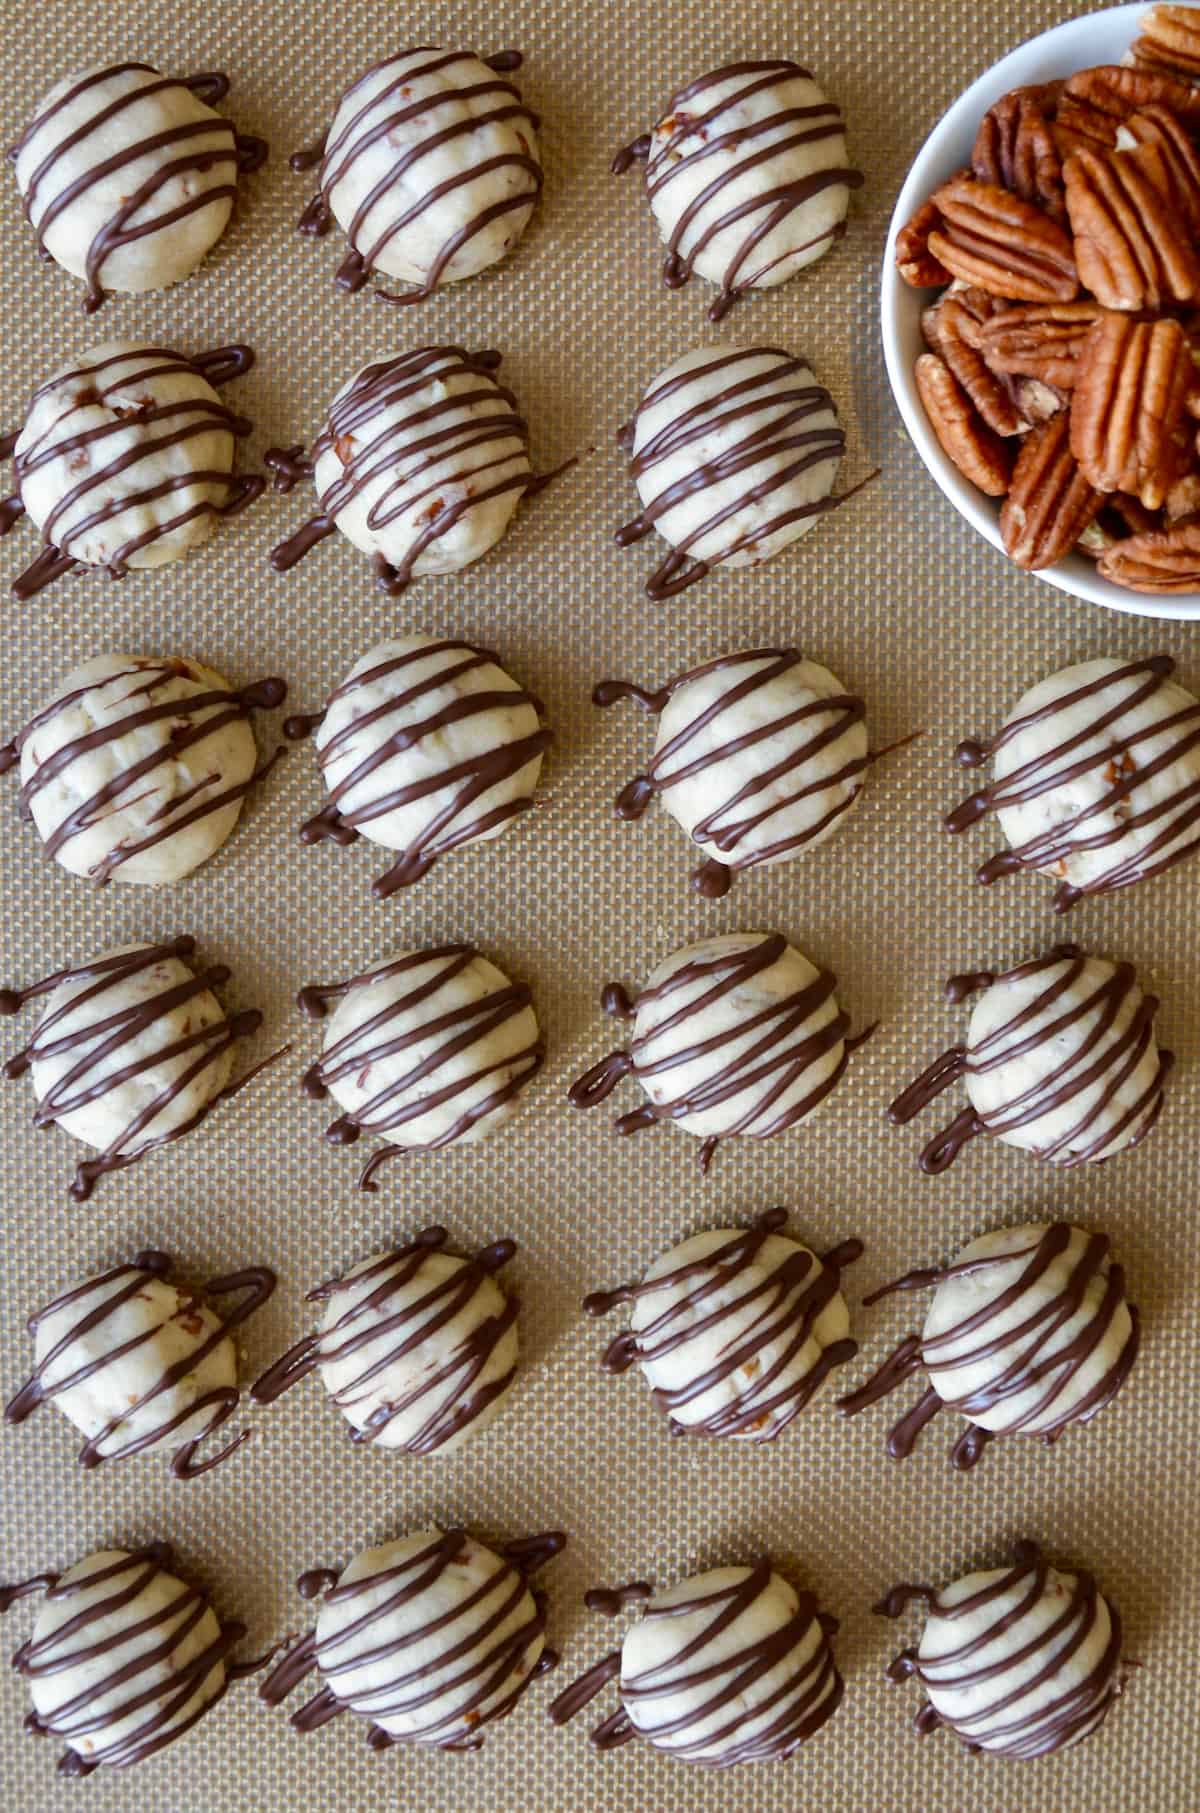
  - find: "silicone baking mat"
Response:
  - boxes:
[0,1,1196,1808]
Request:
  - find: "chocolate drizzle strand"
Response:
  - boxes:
[0,656,286,883]
[0,342,263,598]
[876,1541,1123,1757]
[0,1544,262,1775]
[595,648,867,896]
[586,1209,862,1439]
[290,48,540,302]
[259,1527,565,1751]
[288,636,549,895]
[837,1223,1139,1468]
[0,936,275,1201]
[947,655,1200,912]
[568,931,872,1173]
[888,945,1172,1174]
[251,1224,519,1453]
[550,1558,843,1764]
[10,62,266,312]
[613,60,862,320]
[6,1250,275,1478]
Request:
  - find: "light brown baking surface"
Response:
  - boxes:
[0,1,1197,1807]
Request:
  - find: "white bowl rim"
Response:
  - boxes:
[879,1,1200,621]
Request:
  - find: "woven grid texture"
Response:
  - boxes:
[0,1,1196,1808]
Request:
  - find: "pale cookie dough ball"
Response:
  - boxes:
[884,1542,1122,1757]
[12,342,259,583]
[570,931,863,1170]
[949,654,1200,911]
[624,60,860,318]
[13,1545,237,1774]
[599,648,867,896]
[619,1563,842,1763]
[304,635,548,894]
[312,1238,518,1452]
[587,1211,858,1439]
[617,345,845,599]
[308,1530,555,1747]
[311,49,540,296]
[10,653,278,885]
[300,944,542,1180]
[12,63,257,309]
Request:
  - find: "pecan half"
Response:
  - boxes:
[976,300,1103,387]
[1065,143,1200,310]
[1063,63,1200,125]
[914,352,1013,495]
[896,197,951,287]
[938,294,1026,434]
[999,413,1103,567]
[1071,313,1193,507]
[1131,5,1200,79]
[1098,520,1200,591]
[973,91,1066,222]
[1120,106,1200,234]
[926,176,1079,302]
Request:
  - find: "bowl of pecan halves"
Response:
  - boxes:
[883,2,1200,617]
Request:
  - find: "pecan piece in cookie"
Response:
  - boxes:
[1119,106,1200,235]
[938,295,1026,435]
[973,91,1066,222]
[896,197,951,287]
[1098,520,1200,591]
[976,300,1103,388]
[1000,414,1103,567]
[1065,143,1200,310]
[1131,5,1200,79]
[1071,313,1193,508]
[927,176,1078,302]
[914,352,1013,495]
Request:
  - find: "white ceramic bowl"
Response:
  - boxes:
[881,1,1200,620]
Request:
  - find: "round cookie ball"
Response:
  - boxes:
[252,1226,519,1454]
[5,654,283,885]
[586,1210,860,1440]
[269,348,535,593]
[299,944,543,1186]
[7,341,261,596]
[616,60,861,319]
[260,1528,563,1750]
[11,63,262,311]
[7,1251,274,1478]
[7,1544,245,1775]
[597,648,867,896]
[880,1542,1122,1757]
[298,635,549,895]
[889,945,1172,1173]
[301,48,540,299]
[948,654,1200,911]
[570,931,865,1171]
[616,346,845,598]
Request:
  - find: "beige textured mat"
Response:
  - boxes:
[0,0,1196,1807]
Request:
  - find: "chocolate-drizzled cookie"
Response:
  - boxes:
[289,48,540,302]
[9,62,266,311]
[0,341,263,598]
[947,654,1200,912]
[298,943,543,1190]
[6,1250,275,1479]
[260,1527,565,1751]
[0,936,279,1201]
[585,1209,862,1440]
[569,931,873,1173]
[0,655,286,885]
[838,1223,1139,1469]
[875,1541,1124,1757]
[284,635,550,895]
[252,1224,519,1454]
[613,60,862,320]
[550,1559,843,1764]
[595,648,868,896]
[889,944,1172,1173]
[0,1544,272,1776]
